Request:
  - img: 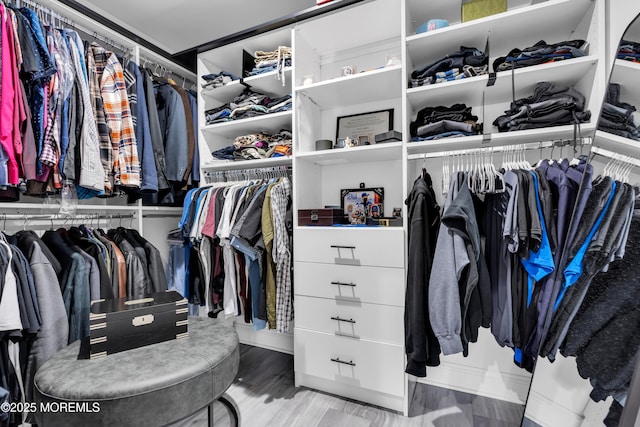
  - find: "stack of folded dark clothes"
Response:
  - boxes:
[409,103,482,141]
[493,39,587,72]
[409,46,488,88]
[598,83,640,140]
[617,39,640,63]
[204,89,292,125]
[201,71,239,90]
[212,130,293,161]
[493,81,591,132]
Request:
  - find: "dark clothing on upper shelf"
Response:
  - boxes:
[409,103,481,141]
[598,83,640,141]
[493,82,591,132]
[492,39,587,72]
[617,39,640,62]
[409,46,488,88]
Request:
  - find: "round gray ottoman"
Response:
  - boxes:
[34,316,240,426]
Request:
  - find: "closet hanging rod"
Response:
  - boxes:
[406,137,592,161]
[590,146,640,168]
[12,0,195,81]
[0,213,136,221]
[16,0,130,54]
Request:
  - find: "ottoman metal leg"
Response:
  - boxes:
[216,393,240,427]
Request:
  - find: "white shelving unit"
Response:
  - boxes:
[195,0,617,419]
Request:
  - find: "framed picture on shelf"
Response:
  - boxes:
[341,187,384,224]
[336,109,394,146]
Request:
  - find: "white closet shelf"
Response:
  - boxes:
[0,203,140,211]
[294,225,403,232]
[406,56,598,110]
[593,130,640,158]
[296,142,402,165]
[295,65,402,109]
[201,156,292,172]
[406,0,532,33]
[199,27,292,74]
[202,68,292,104]
[405,0,593,64]
[201,111,293,138]
[406,123,596,156]
[141,206,183,214]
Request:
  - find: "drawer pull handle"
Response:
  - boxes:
[330,358,356,367]
[330,245,356,250]
[331,316,355,324]
[331,281,356,287]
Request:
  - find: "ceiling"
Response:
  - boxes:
[72,0,317,55]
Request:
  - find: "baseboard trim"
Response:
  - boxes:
[415,361,531,404]
[233,321,294,354]
[295,372,405,413]
[524,390,585,427]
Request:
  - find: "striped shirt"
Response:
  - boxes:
[90,42,140,188]
[87,43,114,193]
[271,178,292,333]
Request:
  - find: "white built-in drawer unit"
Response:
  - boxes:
[295,295,404,345]
[294,262,405,306]
[294,227,406,411]
[294,328,405,396]
[294,228,404,268]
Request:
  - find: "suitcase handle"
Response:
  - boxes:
[125,297,154,306]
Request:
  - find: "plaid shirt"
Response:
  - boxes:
[270,178,292,333]
[87,44,114,193]
[90,43,140,188]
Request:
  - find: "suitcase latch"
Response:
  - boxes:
[132,314,155,326]
[310,210,318,221]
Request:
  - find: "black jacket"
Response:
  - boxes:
[404,173,441,376]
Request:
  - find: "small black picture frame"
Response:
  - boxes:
[341,187,384,224]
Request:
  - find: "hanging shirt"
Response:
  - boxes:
[271,178,292,333]
[0,5,21,185]
[89,42,140,188]
[127,61,158,192]
[65,33,104,193]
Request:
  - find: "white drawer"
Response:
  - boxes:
[295,295,403,345]
[294,328,404,396]
[294,262,405,306]
[294,228,404,268]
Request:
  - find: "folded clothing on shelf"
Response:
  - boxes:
[493,81,591,132]
[492,39,587,72]
[409,46,488,88]
[409,103,482,141]
[201,70,240,89]
[246,46,292,84]
[204,89,292,125]
[598,83,640,140]
[212,130,293,161]
[617,39,640,63]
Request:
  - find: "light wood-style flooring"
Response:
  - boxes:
[182,344,526,426]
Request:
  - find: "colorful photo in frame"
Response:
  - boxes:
[341,188,384,224]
